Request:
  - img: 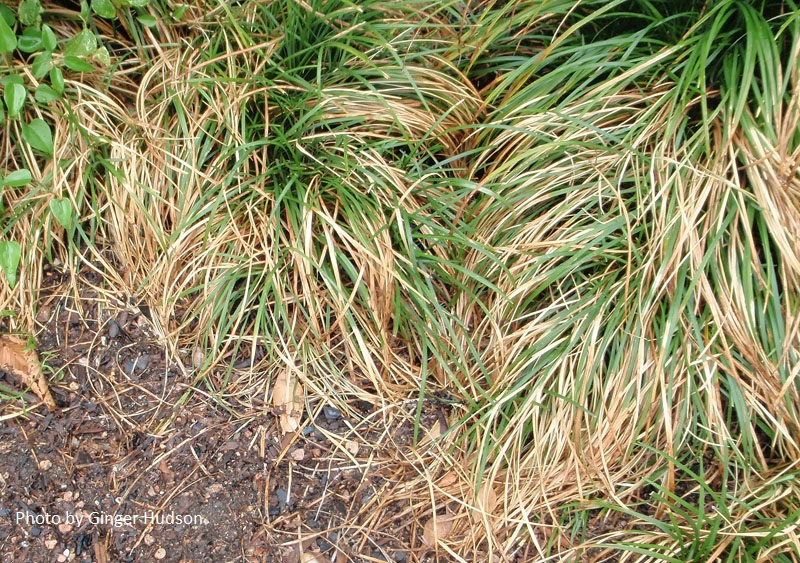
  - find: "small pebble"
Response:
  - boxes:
[323,406,342,421]
[58,523,73,534]
[38,460,52,471]
[36,305,52,323]
[31,526,41,537]
[154,547,166,560]
[144,534,155,546]
[191,347,204,368]
[107,319,120,338]
[275,488,287,509]
[45,539,58,549]
[316,537,331,551]
[123,355,149,375]
[220,440,240,451]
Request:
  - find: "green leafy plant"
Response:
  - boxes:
[0,0,112,287]
[49,198,74,230]
[0,240,21,288]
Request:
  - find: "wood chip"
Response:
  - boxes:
[0,334,55,410]
[272,365,304,434]
[300,551,330,563]
[158,459,175,480]
[93,540,109,563]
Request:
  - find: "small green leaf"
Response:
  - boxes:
[0,5,15,27]
[0,15,16,53]
[121,0,149,7]
[137,13,157,27]
[63,56,94,73]
[0,241,22,288]
[3,169,33,187]
[0,74,25,86]
[22,118,53,155]
[4,82,26,118]
[172,6,187,20]
[63,29,97,57]
[42,25,57,51]
[50,67,64,94]
[18,0,42,27]
[80,0,91,21]
[35,84,59,103]
[49,198,73,230]
[92,46,110,66]
[17,34,43,54]
[91,0,116,19]
[0,104,5,125]
[1,75,23,87]
[32,52,52,79]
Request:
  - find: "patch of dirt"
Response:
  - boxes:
[0,267,457,562]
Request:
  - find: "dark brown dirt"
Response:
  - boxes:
[0,267,450,563]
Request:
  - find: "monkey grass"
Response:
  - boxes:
[1,0,798,560]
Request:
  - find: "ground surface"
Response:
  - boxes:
[0,267,451,563]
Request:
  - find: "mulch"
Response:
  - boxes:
[1,266,450,562]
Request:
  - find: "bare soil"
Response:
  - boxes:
[0,266,450,562]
